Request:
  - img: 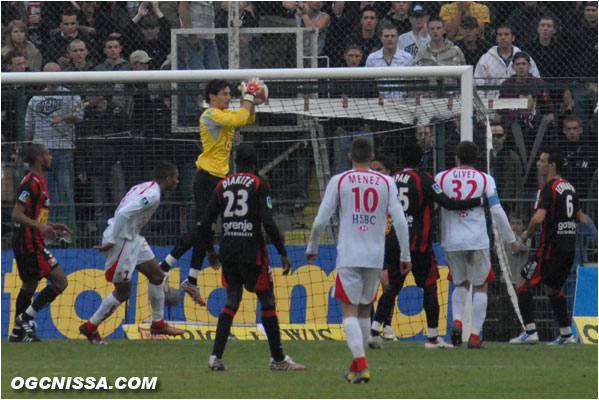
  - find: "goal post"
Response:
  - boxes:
[2,66,525,343]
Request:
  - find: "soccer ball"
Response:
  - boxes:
[164,286,182,306]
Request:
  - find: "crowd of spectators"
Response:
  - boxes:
[1,1,597,244]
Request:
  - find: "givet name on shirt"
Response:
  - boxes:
[348,173,382,186]
[452,169,476,178]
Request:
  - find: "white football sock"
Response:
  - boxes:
[343,317,364,359]
[148,282,165,322]
[358,318,370,350]
[90,293,122,327]
[452,285,468,322]
[471,292,488,336]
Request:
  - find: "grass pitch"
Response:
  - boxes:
[2,339,597,399]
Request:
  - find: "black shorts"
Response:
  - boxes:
[221,262,273,293]
[384,229,438,289]
[14,247,59,282]
[520,243,574,290]
[193,169,223,221]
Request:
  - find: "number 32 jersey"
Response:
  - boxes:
[435,167,497,251]
[307,169,411,269]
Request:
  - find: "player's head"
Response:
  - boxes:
[205,79,231,109]
[235,143,258,172]
[153,161,179,191]
[456,141,478,166]
[24,144,51,171]
[538,148,564,177]
[371,151,392,175]
[350,137,373,164]
[401,142,424,168]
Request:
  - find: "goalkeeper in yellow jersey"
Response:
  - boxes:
[160,78,268,304]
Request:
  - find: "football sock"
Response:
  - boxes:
[471,292,488,336]
[212,306,236,358]
[188,268,200,286]
[160,255,177,272]
[261,308,285,362]
[148,282,165,322]
[358,318,370,350]
[451,285,468,322]
[374,291,395,326]
[89,293,122,326]
[190,243,206,274]
[427,327,438,341]
[516,287,535,330]
[559,326,572,337]
[549,292,570,330]
[423,284,440,329]
[27,283,62,317]
[343,317,364,359]
[15,289,33,317]
[370,320,381,337]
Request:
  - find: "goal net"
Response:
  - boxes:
[2,67,524,342]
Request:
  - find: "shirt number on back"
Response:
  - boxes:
[352,187,379,213]
[451,179,477,199]
[223,190,248,217]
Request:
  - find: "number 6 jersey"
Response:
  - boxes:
[307,169,411,269]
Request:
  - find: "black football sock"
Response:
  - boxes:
[516,288,536,332]
[29,284,62,314]
[212,306,236,358]
[374,291,396,334]
[549,292,570,332]
[423,284,440,334]
[16,289,34,318]
[261,308,285,362]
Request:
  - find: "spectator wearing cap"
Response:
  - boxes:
[439,1,490,40]
[521,15,568,78]
[122,2,170,70]
[474,24,540,99]
[130,50,152,70]
[398,3,431,57]
[455,16,492,66]
[94,37,131,71]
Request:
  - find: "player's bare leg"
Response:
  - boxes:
[137,259,184,336]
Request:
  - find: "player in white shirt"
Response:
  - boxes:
[434,141,519,348]
[79,161,185,344]
[305,138,411,383]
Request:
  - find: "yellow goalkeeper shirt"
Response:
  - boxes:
[195,107,256,178]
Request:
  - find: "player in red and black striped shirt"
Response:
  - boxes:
[369,142,485,349]
[200,144,305,371]
[10,144,71,342]
[510,149,595,345]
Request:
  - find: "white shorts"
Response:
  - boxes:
[103,234,154,283]
[445,249,491,286]
[334,267,382,305]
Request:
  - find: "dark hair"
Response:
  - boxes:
[350,137,373,163]
[372,151,393,172]
[205,79,230,101]
[24,144,47,165]
[563,114,582,127]
[344,43,363,54]
[545,148,564,173]
[456,141,479,166]
[61,10,78,20]
[361,5,377,18]
[401,142,424,168]
[153,161,178,181]
[512,51,531,64]
[104,36,121,47]
[537,14,557,28]
[235,143,258,170]
[378,22,398,36]
[496,23,514,35]
[4,49,24,70]
[427,16,444,26]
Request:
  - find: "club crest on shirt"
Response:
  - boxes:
[18,191,30,202]
[266,196,273,208]
[360,225,369,232]
[432,183,443,194]
[139,197,149,207]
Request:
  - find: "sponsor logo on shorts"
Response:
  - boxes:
[523,260,537,280]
